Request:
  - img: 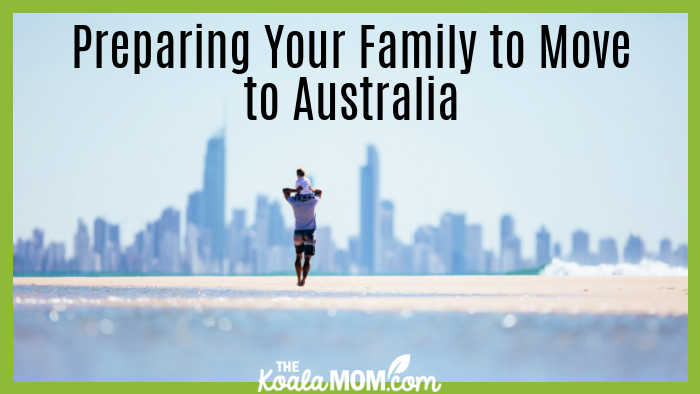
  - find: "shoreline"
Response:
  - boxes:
[13,275,688,316]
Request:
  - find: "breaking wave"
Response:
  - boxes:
[541,258,688,276]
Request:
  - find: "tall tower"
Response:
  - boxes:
[203,130,226,263]
[571,229,590,264]
[499,214,515,271]
[598,237,619,264]
[535,226,551,267]
[499,215,514,257]
[439,213,466,274]
[73,219,92,272]
[360,145,380,274]
[93,217,107,261]
[658,238,672,262]
[623,234,644,263]
[466,224,483,272]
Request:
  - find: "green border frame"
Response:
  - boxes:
[3,1,693,391]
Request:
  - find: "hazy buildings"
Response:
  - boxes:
[571,230,591,265]
[203,132,226,263]
[347,236,361,273]
[156,207,181,273]
[440,213,467,274]
[380,200,395,246]
[466,224,483,273]
[598,237,619,264]
[360,144,380,274]
[44,242,66,272]
[229,209,247,265]
[74,219,92,271]
[483,250,495,272]
[500,215,514,258]
[248,195,295,274]
[13,229,49,273]
[13,142,689,276]
[553,242,562,259]
[674,244,688,266]
[93,218,107,264]
[499,215,521,272]
[623,235,644,263]
[254,195,270,271]
[380,200,404,273]
[182,131,227,273]
[315,226,335,272]
[659,238,673,263]
[412,225,445,274]
[93,217,121,272]
[268,201,286,247]
[535,226,551,267]
[501,237,521,273]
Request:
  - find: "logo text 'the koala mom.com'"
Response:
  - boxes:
[258,354,442,392]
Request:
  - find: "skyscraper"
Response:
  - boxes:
[73,219,92,272]
[185,190,206,273]
[379,200,397,272]
[315,226,335,272]
[229,209,247,264]
[360,145,380,274]
[501,236,521,273]
[45,242,66,272]
[203,131,226,263]
[440,213,466,274]
[156,207,181,272]
[108,224,120,253]
[348,236,360,268]
[673,244,688,266]
[535,226,551,267]
[105,223,121,272]
[186,190,204,227]
[466,224,483,273]
[598,237,619,264]
[254,195,270,272]
[553,242,562,259]
[659,238,672,262]
[499,214,520,272]
[380,200,395,245]
[413,225,443,274]
[571,230,590,264]
[268,201,286,247]
[500,214,514,258]
[93,217,107,263]
[623,234,644,263]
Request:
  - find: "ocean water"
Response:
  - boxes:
[542,259,688,276]
[13,285,687,382]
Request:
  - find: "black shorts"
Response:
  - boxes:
[293,229,316,255]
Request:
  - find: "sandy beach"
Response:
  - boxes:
[13,275,688,315]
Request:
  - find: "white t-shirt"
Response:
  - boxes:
[296,176,313,195]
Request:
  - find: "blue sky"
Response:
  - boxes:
[13,13,688,256]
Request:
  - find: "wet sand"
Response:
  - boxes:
[13,276,688,315]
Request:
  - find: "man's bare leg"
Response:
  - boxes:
[301,255,311,286]
[294,253,303,286]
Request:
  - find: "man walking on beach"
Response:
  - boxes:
[283,186,322,286]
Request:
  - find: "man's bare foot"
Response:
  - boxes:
[300,278,306,286]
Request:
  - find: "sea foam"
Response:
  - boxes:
[541,258,688,276]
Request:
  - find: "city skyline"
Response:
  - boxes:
[13,14,688,257]
[13,137,689,275]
